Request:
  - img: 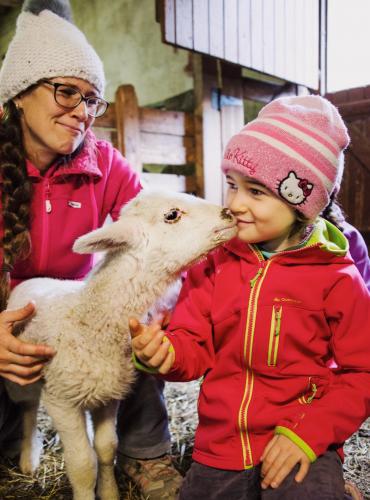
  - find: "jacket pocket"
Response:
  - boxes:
[267,305,282,366]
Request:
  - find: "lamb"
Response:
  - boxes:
[6,189,236,500]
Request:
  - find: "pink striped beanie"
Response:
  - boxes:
[221,95,350,219]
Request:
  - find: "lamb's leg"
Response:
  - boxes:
[19,402,43,475]
[43,397,97,500]
[91,400,120,500]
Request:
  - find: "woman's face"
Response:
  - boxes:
[15,77,98,170]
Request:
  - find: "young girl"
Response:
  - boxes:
[131,95,370,499]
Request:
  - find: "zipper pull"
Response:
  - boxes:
[44,179,52,213]
[250,268,263,288]
[275,306,282,336]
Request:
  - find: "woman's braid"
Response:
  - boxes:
[0,101,32,311]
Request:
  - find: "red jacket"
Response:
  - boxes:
[1,131,141,285]
[164,219,370,470]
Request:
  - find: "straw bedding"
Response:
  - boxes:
[0,380,368,499]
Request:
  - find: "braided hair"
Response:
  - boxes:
[321,191,346,232]
[0,101,33,311]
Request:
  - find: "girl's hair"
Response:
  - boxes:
[0,100,33,311]
[290,210,311,239]
[321,191,346,232]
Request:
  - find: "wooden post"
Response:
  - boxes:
[193,55,244,204]
[115,84,142,172]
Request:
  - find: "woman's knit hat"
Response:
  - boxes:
[0,0,105,105]
[221,95,350,219]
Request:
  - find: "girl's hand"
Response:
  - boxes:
[260,434,311,490]
[0,302,56,385]
[129,317,175,374]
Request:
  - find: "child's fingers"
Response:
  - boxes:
[262,454,298,489]
[140,330,167,362]
[260,438,281,478]
[158,350,175,374]
[260,434,279,461]
[294,460,310,483]
[131,322,162,351]
[261,449,287,488]
[144,337,172,368]
[129,318,142,338]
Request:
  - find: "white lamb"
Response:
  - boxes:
[6,189,236,500]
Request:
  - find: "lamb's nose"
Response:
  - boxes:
[221,208,233,220]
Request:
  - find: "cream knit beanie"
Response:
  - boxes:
[0,0,105,105]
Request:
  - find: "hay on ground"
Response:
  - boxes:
[0,381,368,499]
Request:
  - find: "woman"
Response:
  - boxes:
[0,1,181,498]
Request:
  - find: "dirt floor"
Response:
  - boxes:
[0,380,368,499]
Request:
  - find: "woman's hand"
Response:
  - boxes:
[129,317,174,374]
[0,302,56,385]
[260,434,311,490]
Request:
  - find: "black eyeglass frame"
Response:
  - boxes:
[41,79,109,118]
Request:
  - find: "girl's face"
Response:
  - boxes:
[225,171,303,252]
[15,77,97,170]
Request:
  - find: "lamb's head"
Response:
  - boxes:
[73,190,237,274]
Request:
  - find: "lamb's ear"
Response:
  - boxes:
[73,219,141,254]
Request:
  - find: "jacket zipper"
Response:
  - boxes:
[298,377,318,404]
[238,249,272,469]
[267,305,282,366]
[38,179,52,273]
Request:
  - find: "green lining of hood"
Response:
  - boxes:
[308,218,348,255]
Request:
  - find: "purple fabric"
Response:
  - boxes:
[342,221,370,291]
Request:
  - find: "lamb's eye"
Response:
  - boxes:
[164,208,184,224]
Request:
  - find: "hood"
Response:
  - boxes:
[224,217,352,266]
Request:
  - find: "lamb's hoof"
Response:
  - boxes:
[19,453,40,475]
[19,439,42,475]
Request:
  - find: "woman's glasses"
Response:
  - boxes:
[41,80,109,118]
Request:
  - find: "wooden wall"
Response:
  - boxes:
[159,0,321,90]
[326,86,370,247]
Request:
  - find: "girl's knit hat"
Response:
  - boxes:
[0,0,105,105]
[221,95,350,219]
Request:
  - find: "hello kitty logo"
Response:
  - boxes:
[278,171,313,205]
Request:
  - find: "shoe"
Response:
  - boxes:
[344,481,364,500]
[119,453,183,499]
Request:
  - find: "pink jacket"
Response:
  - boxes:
[1,131,141,285]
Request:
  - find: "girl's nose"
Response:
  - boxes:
[228,195,248,215]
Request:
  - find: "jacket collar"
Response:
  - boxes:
[224,218,351,266]
[26,129,102,179]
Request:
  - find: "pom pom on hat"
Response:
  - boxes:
[22,0,73,21]
[221,95,350,219]
[0,0,105,105]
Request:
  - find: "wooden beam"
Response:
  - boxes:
[115,85,142,172]
[242,77,297,103]
[0,0,21,6]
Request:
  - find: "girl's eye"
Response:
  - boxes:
[164,208,184,224]
[227,183,237,191]
[250,188,264,196]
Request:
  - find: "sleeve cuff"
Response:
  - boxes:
[275,426,317,463]
[131,353,159,374]
[131,337,175,375]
